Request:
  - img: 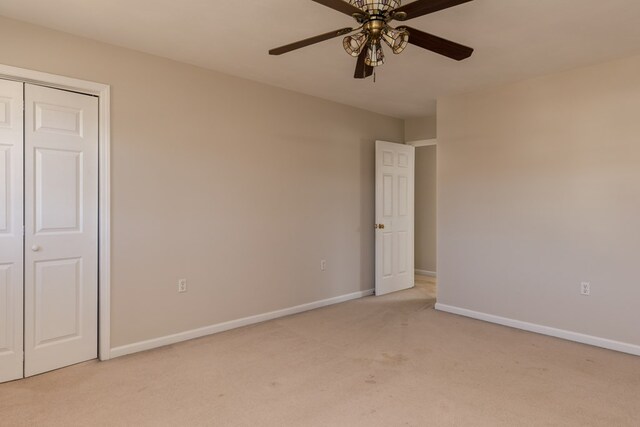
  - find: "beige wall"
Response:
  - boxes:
[438,54,640,346]
[415,146,437,273]
[405,115,436,142]
[0,17,404,348]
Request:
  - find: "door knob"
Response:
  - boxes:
[31,245,41,252]
[375,224,385,230]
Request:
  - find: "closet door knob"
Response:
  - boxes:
[31,245,41,252]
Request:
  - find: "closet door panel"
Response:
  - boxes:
[24,84,98,377]
[0,79,24,383]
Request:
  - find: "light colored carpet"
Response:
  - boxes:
[1,275,639,426]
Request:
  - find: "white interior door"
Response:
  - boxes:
[24,84,99,377]
[0,79,24,383]
[375,141,415,296]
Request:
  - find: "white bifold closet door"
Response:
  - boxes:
[23,84,99,377]
[0,79,25,383]
[0,80,99,381]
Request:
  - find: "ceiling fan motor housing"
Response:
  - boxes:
[345,0,409,66]
[364,19,386,42]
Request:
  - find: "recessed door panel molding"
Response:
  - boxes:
[35,103,83,137]
[24,84,98,377]
[0,97,11,128]
[35,148,83,234]
[382,150,394,166]
[383,174,393,217]
[398,153,409,168]
[383,233,393,278]
[398,231,408,274]
[375,141,415,296]
[0,145,10,233]
[34,258,82,348]
[0,264,14,354]
[0,79,24,383]
[398,175,408,217]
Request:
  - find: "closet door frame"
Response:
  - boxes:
[0,64,112,361]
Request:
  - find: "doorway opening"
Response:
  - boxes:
[412,139,437,301]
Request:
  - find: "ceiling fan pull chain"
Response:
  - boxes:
[374,69,376,83]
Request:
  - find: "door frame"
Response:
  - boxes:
[0,63,112,361]
[407,138,437,148]
[407,138,437,278]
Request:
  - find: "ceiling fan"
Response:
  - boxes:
[269,0,474,79]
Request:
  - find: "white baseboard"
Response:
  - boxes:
[110,289,374,358]
[415,269,437,277]
[435,303,640,357]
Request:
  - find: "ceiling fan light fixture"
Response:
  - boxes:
[343,32,369,57]
[382,27,409,54]
[350,0,401,15]
[365,42,385,67]
[269,0,475,79]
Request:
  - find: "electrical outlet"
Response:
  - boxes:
[178,279,187,293]
[320,260,327,271]
[580,282,591,296]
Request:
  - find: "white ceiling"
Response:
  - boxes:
[2,0,640,118]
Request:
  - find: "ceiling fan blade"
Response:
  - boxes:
[269,28,354,55]
[393,0,473,21]
[354,48,374,79]
[400,26,473,60]
[311,0,366,18]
